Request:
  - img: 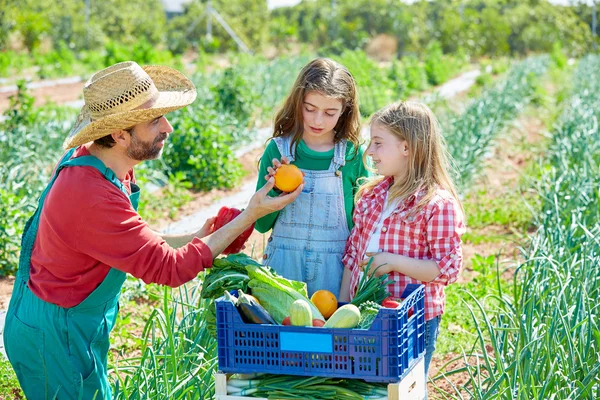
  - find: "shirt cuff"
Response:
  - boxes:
[191,237,215,272]
[432,246,462,284]
[342,253,356,271]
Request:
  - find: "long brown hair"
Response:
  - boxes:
[357,101,463,215]
[272,58,362,156]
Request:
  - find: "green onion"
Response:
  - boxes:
[351,258,393,307]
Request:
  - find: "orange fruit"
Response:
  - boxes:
[274,164,303,192]
[310,290,338,319]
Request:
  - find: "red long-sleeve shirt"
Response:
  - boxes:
[29,146,213,308]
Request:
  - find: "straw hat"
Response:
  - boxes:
[63,61,197,149]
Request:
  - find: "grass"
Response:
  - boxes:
[0,353,24,399]
[437,253,511,355]
[463,188,537,232]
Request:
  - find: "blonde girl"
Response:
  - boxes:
[339,101,466,385]
[255,58,369,298]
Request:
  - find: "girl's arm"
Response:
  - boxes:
[360,253,440,282]
[254,141,284,233]
[338,268,352,302]
[340,197,366,301]
[360,197,465,284]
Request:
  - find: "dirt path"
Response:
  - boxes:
[0,80,84,112]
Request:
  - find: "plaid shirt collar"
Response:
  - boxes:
[365,176,427,212]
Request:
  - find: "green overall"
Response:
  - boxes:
[4,149,140,399]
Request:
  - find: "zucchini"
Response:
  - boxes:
[323,304,361,329]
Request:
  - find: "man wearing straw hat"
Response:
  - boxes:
[3,61,302,399]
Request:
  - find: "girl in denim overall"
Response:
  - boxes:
[255,58,369,298]
[339,101,465,398]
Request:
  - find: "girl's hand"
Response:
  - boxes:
[264,156,306,182]
[359,252,394,276]
[264,156,290,181]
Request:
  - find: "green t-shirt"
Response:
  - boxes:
[255,138,370,233]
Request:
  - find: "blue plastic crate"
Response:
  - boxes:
[216,284,425,383]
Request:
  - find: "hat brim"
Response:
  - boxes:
[63,65,197,149]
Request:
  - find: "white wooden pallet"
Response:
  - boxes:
[215,357,425,400]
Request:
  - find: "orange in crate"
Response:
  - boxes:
[310,290,338,319]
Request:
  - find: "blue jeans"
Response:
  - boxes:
[424,316,441,400]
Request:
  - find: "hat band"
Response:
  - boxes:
[87,77,159,120]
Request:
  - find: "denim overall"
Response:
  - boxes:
[263,136,349,298]
[4,149,139,400]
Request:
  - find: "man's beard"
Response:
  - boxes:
[127,130,168,161]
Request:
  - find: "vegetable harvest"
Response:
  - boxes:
[248,266,325,323]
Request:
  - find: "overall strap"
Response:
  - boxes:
[62,156,130,197]
[273,136,296,162]
[18,151,131,281]
[18,149,76,281]
[329,139,348,172]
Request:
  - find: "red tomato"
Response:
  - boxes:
[212,206,255,254]
[312,319,325,327]
[382,298,401,309]
[282,316,291,326]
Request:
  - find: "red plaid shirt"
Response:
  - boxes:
[343,177,466,321]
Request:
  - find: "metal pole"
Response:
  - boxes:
[593,2,597,36]
[85,0,90,45]
[207,0,213,41]
[210,7,252,54]
[593,2,597,50]
[85,0,90,24]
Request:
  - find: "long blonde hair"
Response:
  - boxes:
[272,58,362,157]
[357,101,463,214]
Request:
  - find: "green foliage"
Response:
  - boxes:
[3,81,35,130]
[424,41,453,86]
[2,0,595,81]
[35,42,76,79]
[89,0,166,47]
[162,106,245,191]
[438,253,509,355]
[0,88,76,276]
[551,41,568,70]
[0,188,29,276]
[137,172,193,225]
[270,0,592,58]
[104,40,180,68]
[333,49,395,116]
[0,354,23,399]
[474,72,493,89]
[211,67,259,127]
[399,56,429,93]
[15,9,51,51]
[447,56,549,190]
[167,0,268,54]
[456,55,600,399]
[464,188,537,232]
[110,283,218,399]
